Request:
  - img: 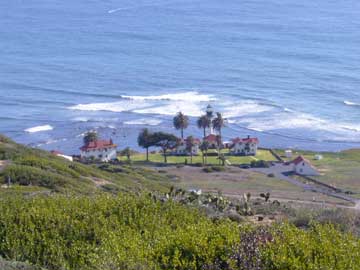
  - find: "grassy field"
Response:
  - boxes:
[0,135,171,196]
[275,149,360,198]
[119,149,276,165]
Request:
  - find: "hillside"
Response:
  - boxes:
[1,134,360,270]
[0,135,171,196]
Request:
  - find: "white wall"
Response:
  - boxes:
[295,162,320,176]
[81,147,117,162]
[231,143,258,156]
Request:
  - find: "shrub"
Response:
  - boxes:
[203,167,213,173]
[250,160,270,168]
[211,166,225,172]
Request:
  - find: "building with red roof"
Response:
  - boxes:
[174,137,201,156]
[80,139,117,162]
[291,155,320,176]
[229,136,259,156]
[203,134,220,149]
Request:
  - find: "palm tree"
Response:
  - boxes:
[212,112,225,142]
[197,115,211,138]
[200,141,209,165]
[83,131,98,145]
[173,112,189,139]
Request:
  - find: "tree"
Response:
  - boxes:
[173,112,189,139]
[137,128,154,162]
[197,115,211,138]
[200,141,209,165]
[185,136,196,164]
[212,112,225,142]
[152,132,178,163]
[120,147,132,161]
[83,131,98,145]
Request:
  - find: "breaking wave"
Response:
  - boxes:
[344,100,360,107]
[25,125,53,133]
[124,119,162,126]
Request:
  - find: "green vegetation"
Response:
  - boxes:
[118,149,275,165]
[0,136,170,194]
[275,149,360,197]
[1,134,360,269]
[0,195,359,270]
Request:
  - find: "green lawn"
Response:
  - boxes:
[275,149,360,197]
[119,149,276,165]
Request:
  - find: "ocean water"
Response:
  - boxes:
[0,0,359,154]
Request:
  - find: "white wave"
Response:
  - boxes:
[69,99,147,112]
[237,112,360,137]
[133,101,204,117]
[344,100,360,106]
[122,91,216,102]
[223,101,273,118]
[25,125,53,133]
[124,118,162,126]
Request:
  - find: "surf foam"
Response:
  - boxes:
[124,119,162,126]
[25,125,53,133]
[344,100,360,106]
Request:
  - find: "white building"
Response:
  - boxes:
[175,138,201,156]
[80,139,117,162]
[291,156,320,176]
[285,150,293,158]
[229,136,259,156]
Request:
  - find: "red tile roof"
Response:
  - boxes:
[204,134,218,143]
[80,139,117,151]
[292,155,307,165]
[232,137,259,144]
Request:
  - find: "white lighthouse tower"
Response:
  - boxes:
[206,104,215,135]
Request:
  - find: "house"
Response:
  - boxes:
[175,138,201,156]
[229,136,259,156]
[203,134,220,149]
[80,139,117,162]
[50,150,73,162]
[291,156,320,176]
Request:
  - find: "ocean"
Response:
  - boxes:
[0,0,359,154]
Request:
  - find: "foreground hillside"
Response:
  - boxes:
[1,135,360,270]
[0,135,170,196]
[1,194,360,270]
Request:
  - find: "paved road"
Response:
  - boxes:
[251,164,360,207]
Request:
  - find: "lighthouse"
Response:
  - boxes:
[206,104,215,135]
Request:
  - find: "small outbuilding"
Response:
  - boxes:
[291,156,320,176]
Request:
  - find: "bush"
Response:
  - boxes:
[250,160,270,168]
[203,167,213,173]
[211,166,225,172]
[193,162,204,167]
[0,195,238,270]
